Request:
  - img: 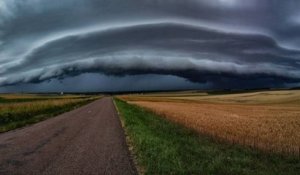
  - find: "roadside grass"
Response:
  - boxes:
[0,96,100,132]
[114,98,300,175]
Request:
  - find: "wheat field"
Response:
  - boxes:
[0,94,99,132]
[121,90,300,156]
[0,98,87,114]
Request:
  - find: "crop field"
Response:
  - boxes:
[115,98,300,175]
[0,94,100,132]
[120,90,300,156]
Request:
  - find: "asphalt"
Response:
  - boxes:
[0,97,137,175]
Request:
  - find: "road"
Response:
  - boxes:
[0,97,137,175]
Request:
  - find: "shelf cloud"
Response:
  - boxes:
[0,0,300,91]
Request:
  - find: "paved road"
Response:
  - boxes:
[0,97,137,175]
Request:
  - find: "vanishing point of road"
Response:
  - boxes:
[0,97,137,175]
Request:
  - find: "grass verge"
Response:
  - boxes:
[114,98,300,175]
[0,97,99,132]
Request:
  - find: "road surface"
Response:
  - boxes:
[0,97,137,175]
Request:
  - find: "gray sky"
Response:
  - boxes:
[1,0,300,92]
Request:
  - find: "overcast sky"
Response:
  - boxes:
[1,0,300,92]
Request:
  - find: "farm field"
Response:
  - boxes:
[120,90,300,156]
[115,98,300,175]
[0,94,100,132]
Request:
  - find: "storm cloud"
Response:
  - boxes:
[1,0,300,91]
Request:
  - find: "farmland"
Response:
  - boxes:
[120,90,300,156]
[115,98,300,175]
[0,94,100,132]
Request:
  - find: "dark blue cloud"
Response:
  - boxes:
[0,0,300,91]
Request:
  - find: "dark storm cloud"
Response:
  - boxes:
[0,73,209,93]
[0,0,300,91]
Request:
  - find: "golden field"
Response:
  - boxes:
[0,93,86,99]
[0,98,90,114]
[0,94,100,132]
[0,94,98,115]
[120,90,300,155]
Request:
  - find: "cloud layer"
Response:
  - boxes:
[1,0,300,91]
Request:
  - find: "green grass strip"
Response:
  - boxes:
[114,98,300,175]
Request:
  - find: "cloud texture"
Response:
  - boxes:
[1,0,300,91]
